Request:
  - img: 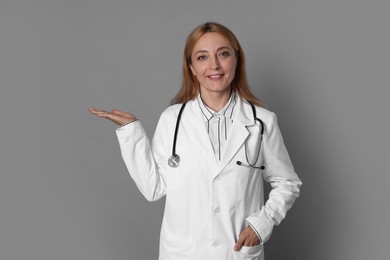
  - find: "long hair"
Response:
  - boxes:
[172,22,262,107]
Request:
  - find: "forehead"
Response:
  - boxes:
[192,32,233,51]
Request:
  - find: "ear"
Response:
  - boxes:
[189,65,196,76]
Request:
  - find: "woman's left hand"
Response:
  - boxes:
[234,226,261,251]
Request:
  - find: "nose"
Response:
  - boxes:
[210,55,221,69]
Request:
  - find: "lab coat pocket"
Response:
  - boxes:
[236,244,263,260]
[160,236,196,260]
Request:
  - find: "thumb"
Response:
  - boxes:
[234,237,245,251]
[111,109,136,120]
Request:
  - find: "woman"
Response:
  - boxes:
[89,22,301,260]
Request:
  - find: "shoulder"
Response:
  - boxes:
[162,103,183,114]
[254,106,277,123]
[240,98,277,125]
[158,103,185,122]
[160,98,199,119]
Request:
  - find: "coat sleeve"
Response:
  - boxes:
[115,113,168,202]
[245,112,302,243]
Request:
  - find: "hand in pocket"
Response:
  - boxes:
[234,226,261,251]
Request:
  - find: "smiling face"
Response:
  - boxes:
[190,32,237,98]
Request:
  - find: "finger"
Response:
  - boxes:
[89,108,135,126]
[88,107,104,114]
[90,108,136,121]
[245,227,261,246]
[234,239,244,251]
[103,113,131,125]
[89,108,116,119]
[234,236,246,251]
[111,109,135,119]
[89,109,127,125]
[93,110,111,117]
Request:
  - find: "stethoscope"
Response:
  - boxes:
[167,101,265,170]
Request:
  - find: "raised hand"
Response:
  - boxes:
[88,107,137,126]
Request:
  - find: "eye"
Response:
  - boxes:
[218,51,231,58]
[196,55,207,61]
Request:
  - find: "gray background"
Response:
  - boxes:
[1,0,389,259]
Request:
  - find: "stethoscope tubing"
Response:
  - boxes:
[171,102,187,157]
[168,101,264,169]
[167,102,187,168]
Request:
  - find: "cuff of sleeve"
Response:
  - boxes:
[116,119,140,131]
[246,221,264,245]
[245,210,275,244]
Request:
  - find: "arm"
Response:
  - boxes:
[88,107,168,202]
[245,112,302,244]
[116,114,168,202]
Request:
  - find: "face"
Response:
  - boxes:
[190,32,237,97]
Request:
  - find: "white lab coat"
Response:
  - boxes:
[116,95,302,260]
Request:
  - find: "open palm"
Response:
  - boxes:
[88,107,136,126]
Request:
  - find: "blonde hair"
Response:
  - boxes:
[172,22,262,107]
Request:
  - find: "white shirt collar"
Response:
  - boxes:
[196,91,237,123]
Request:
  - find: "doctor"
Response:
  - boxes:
[89,22,302,260]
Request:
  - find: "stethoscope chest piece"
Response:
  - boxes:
[168,154,180,168]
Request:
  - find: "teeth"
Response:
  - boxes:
[209,75,222,79]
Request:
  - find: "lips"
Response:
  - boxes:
[207,74,224,80]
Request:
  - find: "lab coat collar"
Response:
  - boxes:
[182,94,256,177]
[182,93,254,126]
[196,91,237,123]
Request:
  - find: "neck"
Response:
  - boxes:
[200,89,232,112]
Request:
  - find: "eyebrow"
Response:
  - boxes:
[193,46,232,56]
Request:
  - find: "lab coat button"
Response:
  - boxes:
[214,207,220,214]
[213,241,219,247]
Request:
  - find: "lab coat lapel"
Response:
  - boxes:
[216,120,248,174]
[181,96,256,178]
[182,100,217,167]
[216,97,255,176]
